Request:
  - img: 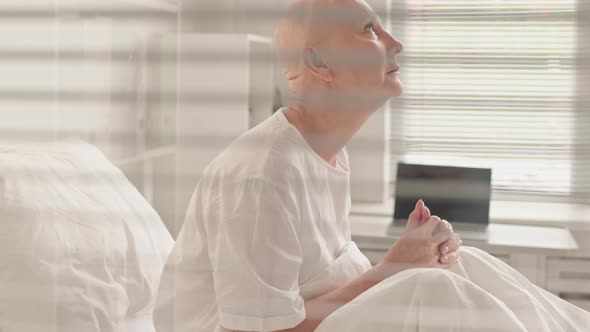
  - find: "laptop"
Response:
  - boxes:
[387,162,492,241]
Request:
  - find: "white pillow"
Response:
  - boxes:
[0,141,174,332]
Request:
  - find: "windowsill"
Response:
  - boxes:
[351,199,590,231]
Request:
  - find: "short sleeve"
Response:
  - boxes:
[205,179,305,331]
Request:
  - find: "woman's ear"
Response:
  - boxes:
[303,48,333,82]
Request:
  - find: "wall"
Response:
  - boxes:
[181,0,286,35]
[0,1,178,162]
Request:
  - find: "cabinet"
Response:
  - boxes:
[351,214,590,312]
[545,230,590,311]
[135,33,275,237]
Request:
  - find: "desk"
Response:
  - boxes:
[350,214,590,311]
[350,214,579,256]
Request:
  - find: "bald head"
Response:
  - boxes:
[274,0,404,109]
[274,0,340,81]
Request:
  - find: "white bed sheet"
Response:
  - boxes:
[315,246,590,331]
[0,141,174,332]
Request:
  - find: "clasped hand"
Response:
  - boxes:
[378,199,462,273]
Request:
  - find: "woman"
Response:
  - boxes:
[154,0,590,331]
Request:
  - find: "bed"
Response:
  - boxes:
[0,141,174,332]
[0,1,181,330]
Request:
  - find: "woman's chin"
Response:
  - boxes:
[387,81,404,97]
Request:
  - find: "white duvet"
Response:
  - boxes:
[0,142,174,332]
[316,247,590,332]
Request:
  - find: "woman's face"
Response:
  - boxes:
[319,0,404,105]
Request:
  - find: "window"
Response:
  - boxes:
[393,0,577,198]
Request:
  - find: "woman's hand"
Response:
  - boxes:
[405,199,462,265]
[436,220,462,265]
[376,200,461,279]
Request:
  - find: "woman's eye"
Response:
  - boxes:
[364,23,375,33]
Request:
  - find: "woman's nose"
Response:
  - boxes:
[385,31,404,55]
[393,37,404,55]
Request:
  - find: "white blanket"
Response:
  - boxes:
[315,247,590,332]
[0,141,174,332]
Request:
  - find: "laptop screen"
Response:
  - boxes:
[393,163,492,226]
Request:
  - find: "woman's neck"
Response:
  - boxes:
[283,104,375,166]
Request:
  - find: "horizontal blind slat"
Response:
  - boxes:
[394,0,576,196]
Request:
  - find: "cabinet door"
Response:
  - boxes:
[174,34,252,235]
[547,257,590,310]
[507,254,546,288]
[490,253,510,265]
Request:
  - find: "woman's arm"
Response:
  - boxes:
[276,263,390,332]
[228,201,460,332]
[224,264,389,332]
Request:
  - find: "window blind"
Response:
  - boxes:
[393,0,577,196]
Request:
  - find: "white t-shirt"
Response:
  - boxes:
[154,108,372,332]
